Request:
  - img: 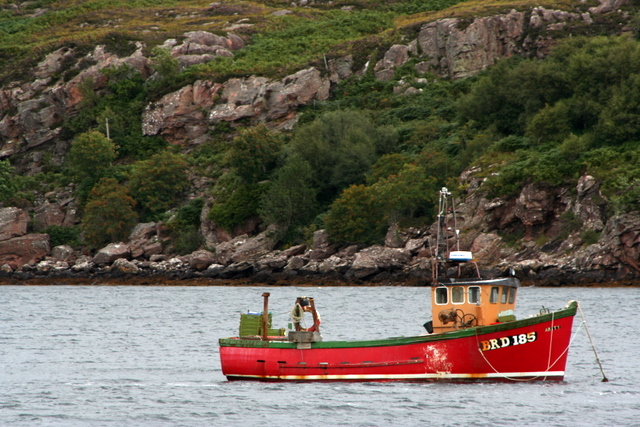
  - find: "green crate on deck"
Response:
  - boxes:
[239,312,272,336]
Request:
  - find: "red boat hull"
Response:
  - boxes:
[219,301,577,382]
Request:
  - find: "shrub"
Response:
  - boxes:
[227,124,284,183]
[127,152,190,221]
[289,110,384,204]
[44,225,82,248]
[324,184,386,245]
[259,155,317,242]
[0,159,17,203]
[82,177,138,248]
[208,172,264,232]
[66,130,117,181]
[167,198,205,255]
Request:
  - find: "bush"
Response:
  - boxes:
[44,225,82,248]
[0,159,17,203]
[289,110,387,204]
[324,184,387,245]
[127,152,190,221]
[208,175,264,232]
[82,177,138,248]
[167,198,205,255]
[227,124,284,183]
[66,130,117,181]
[259,155,317,243]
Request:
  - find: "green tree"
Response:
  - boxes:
[168,198,205,255]
[0,160,17,204]
[82,177,138,247]
[227,124,284,183]
[525,100,572,145]
[289,110,389,204]
[367,153,412,185]
[373,163,438,224]
[66,130,117,181]
[208,172,264,232]
[259,156,317,241]
[595,74,640,144]
[127,152,190,221]
[324,184,386,245]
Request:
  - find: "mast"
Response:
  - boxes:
[431,187,480,283]
[432,187,459,282]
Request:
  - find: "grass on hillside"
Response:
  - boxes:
[3,0,578,84]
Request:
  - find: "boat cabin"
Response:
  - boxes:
[426,188,520,333]
[428,277,519,333]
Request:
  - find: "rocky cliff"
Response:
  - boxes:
[0,0,638,285]
[3,166,640,286]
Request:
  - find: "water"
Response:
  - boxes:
[1,285,638,426]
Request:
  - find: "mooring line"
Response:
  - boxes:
[577,302,609,382]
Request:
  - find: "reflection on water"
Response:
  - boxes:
[0,285,638,426]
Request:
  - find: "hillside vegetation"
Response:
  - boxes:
[1,0,640,254]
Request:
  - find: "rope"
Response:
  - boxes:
[546,311,555,374]
[474,309,586,382]
[577,302,609,382]
[290,303,304,323]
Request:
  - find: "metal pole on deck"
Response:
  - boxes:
[309,297,320,335]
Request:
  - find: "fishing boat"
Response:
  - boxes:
[219,188,579,382]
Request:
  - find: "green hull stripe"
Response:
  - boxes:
[219,301,578,350]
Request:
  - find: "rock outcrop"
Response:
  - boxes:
[0,207,50,270]
[0,2,638,285]
[1,3,628,167]
[3,164,640,286]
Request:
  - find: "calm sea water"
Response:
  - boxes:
[1,285,638,426]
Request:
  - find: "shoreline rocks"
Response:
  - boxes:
[3,169,640,287]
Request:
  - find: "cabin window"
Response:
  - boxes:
[469,286,481,304]
[490,287,499,304]
[509,287,517,304]
[501,287,509,304]
[435,287,448,305]
[451,286,464,304]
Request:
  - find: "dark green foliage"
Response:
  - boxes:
[127,152,190,222]
[289,110,397,204]
[227,124,284,183]
[168,198,205,255]
[82,177,138,248]
[171,198,204,230]
[66,130,117,181]
[460,36,640,207]
[372,163,438,224]
[324,147,449,243]
[208,178,264,232]
[324,184,387,245]
[0,160,17,203]
[492,135,531,153]
[44,225,82,248]
[65,130,118,206]
[172,227,205,256]
[67,65,167,160]
[259,155,317,243]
